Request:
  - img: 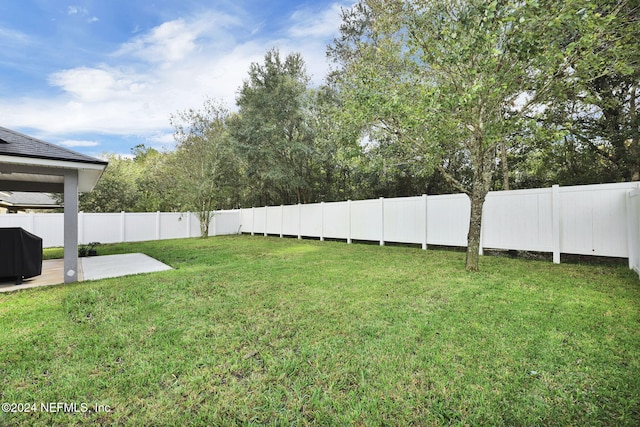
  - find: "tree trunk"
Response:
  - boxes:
[466,189,487,272]
[501,142,510,190]
[465,135,495,272]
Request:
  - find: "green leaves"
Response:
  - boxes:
[170,99,243,236]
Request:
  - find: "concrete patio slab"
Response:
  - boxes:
[0,253,172,292]
[80,253,172,281]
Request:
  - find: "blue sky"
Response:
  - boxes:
[0,0,349,158]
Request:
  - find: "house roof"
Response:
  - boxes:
[0,126,108,193]
[0,191,60,210]
[0,126,107,165]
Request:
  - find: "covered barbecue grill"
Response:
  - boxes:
[0,227,43,284]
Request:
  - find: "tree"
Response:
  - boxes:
[78,153,141,212]
[131,144,182,212]
[329,0,612,271]
[230,48,318,205]
[541,1,640,183]
[170,99,242,237]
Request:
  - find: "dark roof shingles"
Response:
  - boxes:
[0,126,107,165]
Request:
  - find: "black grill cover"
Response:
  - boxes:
[0,227,43,285]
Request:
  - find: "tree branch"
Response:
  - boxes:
[436,164,470,196]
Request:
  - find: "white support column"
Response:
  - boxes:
[422,194,428,250]
[320,201,325,241]
[63,170,79,283]
[552,184,561,264]
[380,197,385,246]
[347,200,352,244]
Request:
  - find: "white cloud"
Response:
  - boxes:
[115,12,239,64]
[67,6,88,15]
[87,16,99,24]
[0,26,30,45]
[60,139,100,147]
[48,66,148,102]
[0,4,344,144]
[289,3,345,38]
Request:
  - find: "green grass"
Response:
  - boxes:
[2,235,639,426]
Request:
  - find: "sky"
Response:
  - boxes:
[0,0,350,158]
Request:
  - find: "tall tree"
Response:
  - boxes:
[170,99,242,237]
[543,1,640,183]
[231,49,318,205]
[329,0,612,271]
[78,153,141,212]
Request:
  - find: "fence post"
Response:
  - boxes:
[264,205,268,237]
[422,194,428,250]
[280,205,284,238]
[320,201,325,241]
[347,200,352,244]
[121,211,126,242]
[186,212,191,238]
[298,203,302,240]
[155,211,160,241]
[627,185,640,272]
[380,197,385,246]
[552,184,561,264]
[212,210,217,237]
[251,207,255,236]
[479,202,485,256]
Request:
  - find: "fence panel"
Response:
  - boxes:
[239,209,253,234]
[384,196,424,244]
[299,203,322,238]
[0,213,32,230]
[83,213,123,244]
[323,201,350,239]
[282,205,300,236]
[350,199,382,242]
[214,210,241,235]
[427,194,469,247]
[159,213,188,240]
[265,206,282,235]
[34,213,64,247]
[252,207,266,235]
[483,188,553,252]
[125,212,157,242]
[559,183,632,257]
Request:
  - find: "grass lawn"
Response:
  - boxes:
[1,235,639,426]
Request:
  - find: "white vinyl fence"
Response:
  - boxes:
[0,210,240,247]
[1,182,639,277]
[238,182,640,276]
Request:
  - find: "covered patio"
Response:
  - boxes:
[0,126,107,284]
